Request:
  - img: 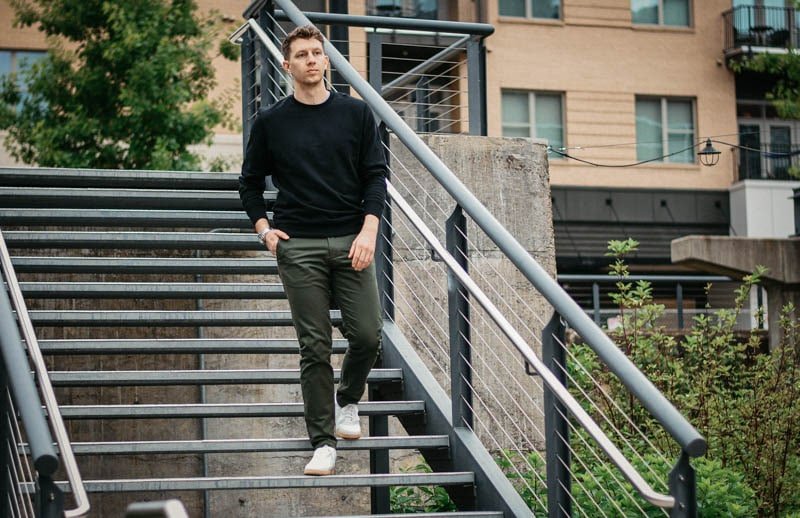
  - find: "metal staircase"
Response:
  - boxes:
[0,166,513,516]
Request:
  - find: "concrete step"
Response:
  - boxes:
[4,231,261,250]
[60,435,449,455]
[19,282,286,299]
[49,369,402,386]
[0,186,270,210]
[29,309,330,327]
[0,208,256,229]
[37,338,349,355]
[45,472,475,492]
[59,401,425,419]
[11,256,277,274]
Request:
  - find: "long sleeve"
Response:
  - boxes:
[359,107,388,219]
[239,115,271,226]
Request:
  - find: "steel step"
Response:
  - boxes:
[37,338,349,355]
[59,435,449,455]
[0,208,255,228]
[0,167,240,190]
[49,369,402,386]
[4,231,260,250]
[29,309,334,327]
[307,513,503,518]
[59,401,425,419]
[19,282,286,299]
[45,472,474,492]
[0,187,270,210]
[11,256,277,275]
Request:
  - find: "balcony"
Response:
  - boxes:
[736,143,800,181]
[366,0,438,19]
[723,5,799,57]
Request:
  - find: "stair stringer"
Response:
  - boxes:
[381,322,534,518]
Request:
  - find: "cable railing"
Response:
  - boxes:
[0,231,89,517]
[234,2,706,515]
[233,4,491,146]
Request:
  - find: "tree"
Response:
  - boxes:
[0,0,239,171]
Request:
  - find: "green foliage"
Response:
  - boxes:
[496,448,757,517]
[0,0,238,170]
[389,461,457,513]
[567,240,800,515]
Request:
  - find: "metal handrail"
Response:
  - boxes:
[271,0,707,459]
[0,231,90,517]
[386,182,675,508]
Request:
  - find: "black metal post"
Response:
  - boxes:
[240,31,257,152]
[446,205,472,428]
[367,31,383,92]
[36,475,64,518]
[0,377,9,518]
[371,121,392,514]
[793,187,799,237]
[592,282,601,326]
[669,452,697,518]
[260,2,283,109]
[676,283,684,330]
[542,312,571,518]
[329,0,350,95]
[415,76,432,133]
[466,38,487,136]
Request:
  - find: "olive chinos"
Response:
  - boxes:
[276,234,382,449]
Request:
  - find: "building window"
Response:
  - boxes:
[499,0,560,19]
[501,90,564,155]
[0,50,46,106]
[636,97,695,163]
[631,0,690,26]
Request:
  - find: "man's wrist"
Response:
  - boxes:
[257,228,272,243]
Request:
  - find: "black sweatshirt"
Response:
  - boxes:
[238,91,388,238]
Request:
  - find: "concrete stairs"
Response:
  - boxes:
[2,167,508,517]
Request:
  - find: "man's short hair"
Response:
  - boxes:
[282,25,325,59]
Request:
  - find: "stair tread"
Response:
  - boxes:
[5,230,262,250]
[29,309,327,326]
[20,281,286,299]
[62,435,449,454]
[11,256,277,274]
[37,338,348,354]
[49,472,475,492]
[0,208,255,228]
[49,368,402,386]
[0,167,240,189]
[59,401,425,419]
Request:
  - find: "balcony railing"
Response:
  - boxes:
[366,0,438,19]
[723,5,799,55]
[736,143,800,181]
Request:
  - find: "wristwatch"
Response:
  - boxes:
[257,228,271,243]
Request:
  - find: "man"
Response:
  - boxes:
[238,25,387,476]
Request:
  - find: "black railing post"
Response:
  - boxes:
[37,475,64,518]
[676,283,684,330]
[0,377,9,518]
[466,38,487,136]
[240,30,257,152]
[793,187,800,237]
[446,205,472,428]
[669,452,697,518]
[542,312,571,518]
[370,121,392,514]
[329,0,350,94]
[259,1,282,108]
[415,76,431,133]
[592,282,601,326]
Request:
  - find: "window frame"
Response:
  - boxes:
[501,89,566,156]
[631,0,693,27]
[635,96,697,164]
[499,0,561,20]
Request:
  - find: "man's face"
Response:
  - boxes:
[283,37,328,87]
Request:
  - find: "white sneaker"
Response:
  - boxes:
[335,399,362,440]
[304,445,336,476]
